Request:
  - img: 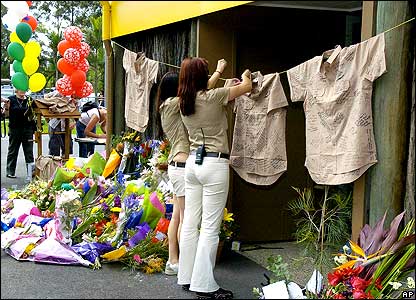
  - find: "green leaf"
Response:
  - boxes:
[82,184,98,206]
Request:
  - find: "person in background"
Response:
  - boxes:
[177,57,252,299]
[76,106,107,158]
[5,89,37,182]
[157,72,190,276]
[48,118,75,157]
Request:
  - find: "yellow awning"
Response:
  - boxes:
[105,1,252,39]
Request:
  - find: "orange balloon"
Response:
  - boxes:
[22,15,37,31]
[57,40,72,57]
[71,70,86,89]
[57,58,75,75]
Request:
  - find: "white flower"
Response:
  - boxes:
[334,254,348,265]
[407,277,415,289]
[389,281,402,290]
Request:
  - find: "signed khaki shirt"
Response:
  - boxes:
[180,88,230,154]
[159,97,190,163]
[229,72,289,186]
[123,50,159,132]
[287,33,386,185]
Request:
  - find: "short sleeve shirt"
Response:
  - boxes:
[287,33,386,185]
[159,97,190,163]
[229,72,289,186]
[79,108,100,126]
[123,50,159,132]
[180,87,230,154]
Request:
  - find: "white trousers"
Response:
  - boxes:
[177,155,229,292]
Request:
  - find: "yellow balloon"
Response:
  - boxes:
[29,73,46,92]
[25,41,41,58]
[22,56,39,76]
[10,31,25,47]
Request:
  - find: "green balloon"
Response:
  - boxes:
[13,60,24,73]
[16,22,32,43]
[7,42,25,61]
[11,72,29,91]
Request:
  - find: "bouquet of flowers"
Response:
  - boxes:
[321,211,415,299]
[14,180,58,211]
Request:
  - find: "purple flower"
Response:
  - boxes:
[124,194,139,209]
[101,202,109,211]
[114,195,121,208]
[150,140,160,149]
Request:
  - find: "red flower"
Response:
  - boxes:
[333,294,346,299]
[351,276,370,290]
[328,272,343,286]
[352,290,374,299]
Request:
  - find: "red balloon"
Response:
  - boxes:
[71,70,86,89]
[64,48,81,66]
[77,59,89,73]
[57,58,75,76]
[26,1,33,7]
[22,15,37,31]
[76,42,90,58]
[56,76,73,96]
[74,81,93,98]
[64,26,83,45]
[57,40,72,57]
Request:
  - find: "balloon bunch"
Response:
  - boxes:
[2,1,46,93]
[55,26,93,98]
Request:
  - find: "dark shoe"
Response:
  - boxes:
[182,284,190,291]
[196,288,233,299]
[6,174,16,178]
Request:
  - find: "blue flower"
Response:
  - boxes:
[124,194,139,209]
[116,170,125,185]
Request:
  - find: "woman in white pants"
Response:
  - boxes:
[158,72,190,276]
[177,57,252,299]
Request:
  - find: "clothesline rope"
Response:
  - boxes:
[110,17,415,81]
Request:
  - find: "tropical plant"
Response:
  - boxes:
[288,186,353,272]
[323,212,415,299]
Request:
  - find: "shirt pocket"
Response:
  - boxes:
[335,80,350,94]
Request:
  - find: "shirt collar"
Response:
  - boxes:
[317,45,342,73]
[249,71,264,96]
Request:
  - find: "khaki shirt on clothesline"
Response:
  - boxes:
[287,33,387,185]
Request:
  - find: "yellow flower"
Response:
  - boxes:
[101,245,127,261]
[334,239,383,270]
[110,207,121,213]
[8,192,18,199]
[223,208,234,222]
[91,206,100,214]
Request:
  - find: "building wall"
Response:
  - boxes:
[199,5,362,242]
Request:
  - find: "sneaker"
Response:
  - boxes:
[6,174,16,178]
[196,288,234,299]
[164,261,178,275]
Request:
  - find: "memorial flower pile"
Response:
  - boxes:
[1,137,174,273]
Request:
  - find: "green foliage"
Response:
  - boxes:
[266,255,291,283]
[288,186,352,270]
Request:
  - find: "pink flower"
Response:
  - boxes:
[133,254,142,264]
